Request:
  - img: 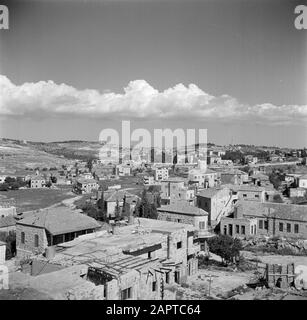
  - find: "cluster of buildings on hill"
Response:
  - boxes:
[1,144,307,299]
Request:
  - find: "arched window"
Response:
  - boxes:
[21,232,25,244]
[34,234,39,247]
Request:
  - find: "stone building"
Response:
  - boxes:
[24,218,200,300]
[30,175,46,188]
[154,167,169,182]
[116,164,131,177]
[196,186,233,226]
[220,169,249,186]
[221,200,307,239]
[298,174,307,189]
[16,206,100,257]
[73,179,99,194]
[157,203,208,235]
[101,189,139,218]
[188,168,220,188]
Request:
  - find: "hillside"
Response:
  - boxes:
[0,139,76,171]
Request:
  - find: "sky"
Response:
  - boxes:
[0,0,306,147]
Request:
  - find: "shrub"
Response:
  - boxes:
[207,234,242,265]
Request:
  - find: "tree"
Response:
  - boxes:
[135,189,158,219]
[87,159,93,172]
[272,194,283,203]
[0,183,9,191]
[0,231,16,260]
[5,177,16,184]
[114,200,121,221]
[50,176,57,184]
[269,172,282,190]
[45,181,52,188]
[207,234,242,265]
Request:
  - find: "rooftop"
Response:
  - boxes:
[17,206,100,235]
[103,189,139,203]
[197,187,228,198]
[236,200,307,222]
[0,215,16,228]
[76,179,98,184]
[158,203,208,216]
[48,218,194,266]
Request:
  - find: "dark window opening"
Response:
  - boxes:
[152,281,157,292]
[34,234,39,247]
[294,224,299,234]
[279,223,283,232]
[165,273,170,284]
[287,223,291,233]
[21,232,25,244]
[259,220,263,229]
[236,225,239,234]
[241,225,245,235]
[177,241,182,249]
[121,287,132,300]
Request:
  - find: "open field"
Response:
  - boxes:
[0,186,76,213]
[0,140,74,171]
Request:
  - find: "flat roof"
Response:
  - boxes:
[50,218,195,265]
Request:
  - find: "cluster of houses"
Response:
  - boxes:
[1,145,307,299]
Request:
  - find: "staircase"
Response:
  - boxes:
[214,194,237,225]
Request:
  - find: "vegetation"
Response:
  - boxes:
[221,151,244,164]
[78,201,107,221]
[0,177,29,191]
[207,235,242,265]
[134,189,158,219]
[0,231,16,260]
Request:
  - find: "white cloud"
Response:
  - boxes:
[0,75,306,125]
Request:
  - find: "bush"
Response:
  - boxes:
[207,234,242,265]
[0,231,16,260]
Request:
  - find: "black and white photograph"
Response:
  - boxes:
[0,0,307,305]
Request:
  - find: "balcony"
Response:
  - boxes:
[195,228,215,239]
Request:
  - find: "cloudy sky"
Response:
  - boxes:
[0,0,306,147]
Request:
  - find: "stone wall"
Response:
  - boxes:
[220,216,257,238]
[157,211,208,231]
[16,224,48,258]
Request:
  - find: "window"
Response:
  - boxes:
[152,281,157,292]
[279,223,283,232]
[34,234,39,247]
[264,220,268,230]
[255,194,259,198]
[294,224,299,234]
[177,241,182,249]
[121,287,132,300]
[165,273,170,284]
[236,225,240,234]
[287,223,291,233]
[241,226,245,235]
[243,194,247,198]
[21,232,25,244]
[199,221,205,229]
[259,220,263,229]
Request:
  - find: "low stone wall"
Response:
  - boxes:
[242,236,307,255]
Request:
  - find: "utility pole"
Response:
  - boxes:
[207,275,213,297]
